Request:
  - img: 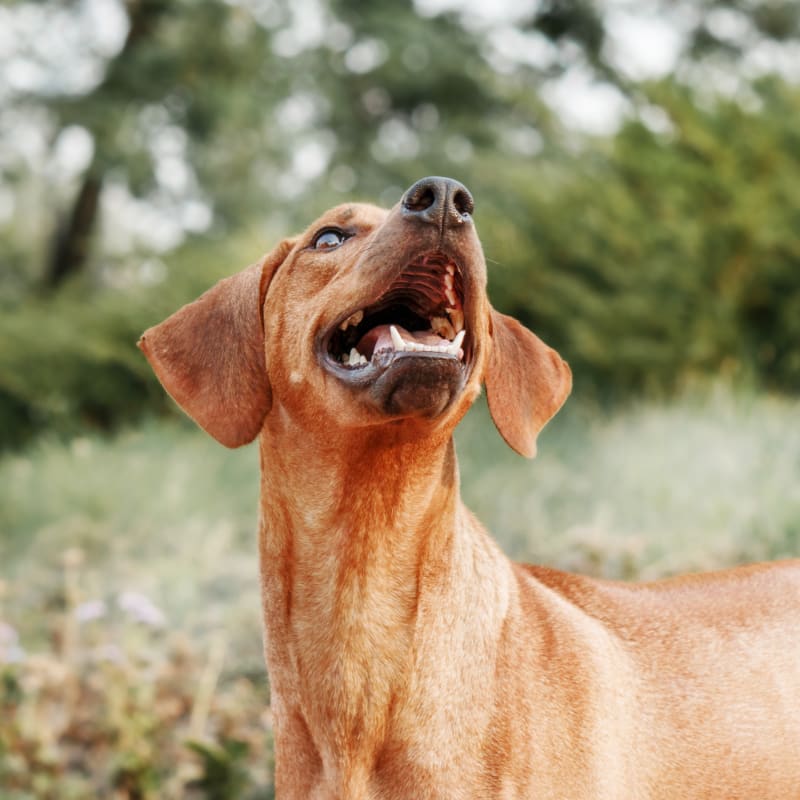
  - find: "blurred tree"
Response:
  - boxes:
[481,76,800,395]
[2,0,800,448]
[1,0,616,290]
[38,0,285,287]
[46,0,169,288]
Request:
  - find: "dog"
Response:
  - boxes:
[139,177,800,798]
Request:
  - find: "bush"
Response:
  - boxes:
[0,551,273,799]
[0,230,271,451]
[476,77,800,396]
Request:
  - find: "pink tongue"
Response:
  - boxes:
[356,324,446,357]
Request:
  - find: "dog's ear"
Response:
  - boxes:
[484,308,572,458]
[138,239,295,448]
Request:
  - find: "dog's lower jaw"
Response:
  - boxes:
[369,353,467,418]
[256,419,514,796]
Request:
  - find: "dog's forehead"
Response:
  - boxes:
[308,202,389,232]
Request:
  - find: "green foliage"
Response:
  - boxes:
[187,739,273,800]
[2,0,800,445]
[0,229,270,449]
[0,553,273,799]
[457,389,800,577]
[478,77,800,395]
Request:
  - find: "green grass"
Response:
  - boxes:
[458,387,800,578]
[1,387,799,796]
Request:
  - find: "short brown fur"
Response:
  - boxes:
[140,184,800,799]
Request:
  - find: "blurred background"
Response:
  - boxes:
[1,0,799,795]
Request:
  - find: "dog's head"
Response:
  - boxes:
[138,177,571,456]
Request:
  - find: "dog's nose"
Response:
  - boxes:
[401,176,474,227]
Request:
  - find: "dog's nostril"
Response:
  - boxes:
[453,188,474,217]
[403,186,436,213]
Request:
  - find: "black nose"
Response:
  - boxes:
[401,176,474,227]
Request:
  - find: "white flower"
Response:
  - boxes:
[0,621,26,664]
[74,599,107,623]
[117,591,166,628]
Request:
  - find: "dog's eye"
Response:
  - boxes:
[313,229,347,250]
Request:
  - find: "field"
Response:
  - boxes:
[1,387,799,797]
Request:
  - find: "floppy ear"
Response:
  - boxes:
[138,239,294,448]
[485,308,572,458]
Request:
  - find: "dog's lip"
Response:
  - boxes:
[319,320,471,375]
[318,344,470,393]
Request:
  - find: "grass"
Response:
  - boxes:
[458,386,800,579]
[1,386,799,796]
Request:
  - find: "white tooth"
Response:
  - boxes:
[349,347,361,364]
[390,325,405,351]
[339,309,364,330]
[358,354,368,365]
[451,330,466,350]
[449,308,464,333]
[445,341,462,357]
[342,352,351,365]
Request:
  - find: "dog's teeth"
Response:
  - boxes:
[390,325,405,351]
[339,310,364,331]
[448,308,464,333]
[443,329,466,357]
[349,347,361,364]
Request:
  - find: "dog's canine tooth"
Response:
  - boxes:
[447,330,466,356]
[390,325,405,351]
[349,347,361,364]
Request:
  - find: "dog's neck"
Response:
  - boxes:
[255,405,513,783]
[255,408,482,757]
[257,407,470,622]
[260,403,459,525]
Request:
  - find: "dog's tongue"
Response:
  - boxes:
[357,324,444,357]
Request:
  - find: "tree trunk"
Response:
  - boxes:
[44,169,103,289]
[42,0,167,289]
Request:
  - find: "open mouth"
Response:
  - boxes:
[323,252,468,373]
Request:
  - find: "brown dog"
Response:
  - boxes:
[140,177,800,798]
